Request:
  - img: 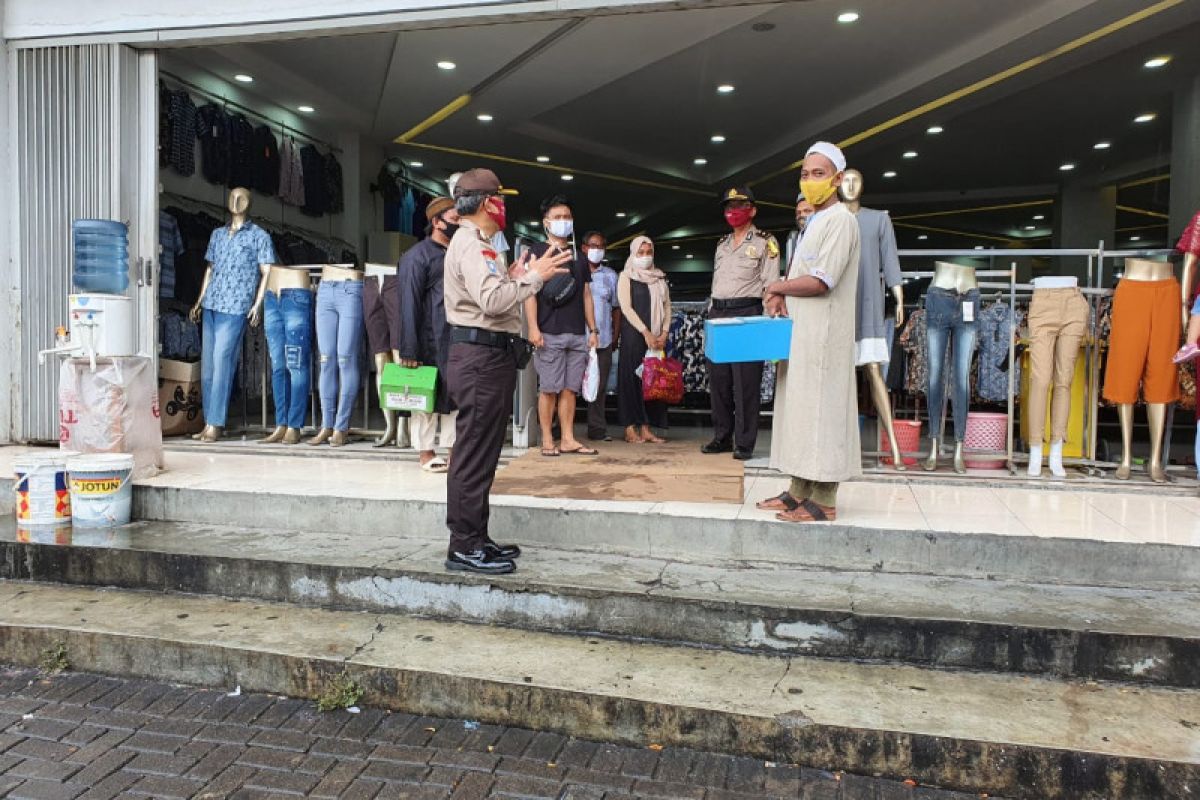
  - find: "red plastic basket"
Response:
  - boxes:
[880,420,921,466]
[963,412,1008,469]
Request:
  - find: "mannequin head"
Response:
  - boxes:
[840,169,864,204]
[228,188,251,217]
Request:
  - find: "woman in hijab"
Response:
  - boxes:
[616,235,672,443]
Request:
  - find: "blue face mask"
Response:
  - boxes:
[546,219,574,239]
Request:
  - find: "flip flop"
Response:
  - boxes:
[560,446,599,455]
[540,448,561,457]
[776,499,837,523]
[420,457,449,473]
[756,492,800,512]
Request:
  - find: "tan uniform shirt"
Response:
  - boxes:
[444,219,543,334]
[711,226,781,301]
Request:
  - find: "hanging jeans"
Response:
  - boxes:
[925,287,979,442]
[316,279,365,432]
[264,288,314,430]
[201,308,248,428]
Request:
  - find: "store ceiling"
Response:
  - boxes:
[169,0,1199,277]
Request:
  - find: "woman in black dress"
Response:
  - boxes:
[616,236,671,443]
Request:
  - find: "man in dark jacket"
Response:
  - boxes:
[397,197,460,471]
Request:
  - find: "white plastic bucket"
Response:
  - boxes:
[13,452,72,526]
[66,453,134,527]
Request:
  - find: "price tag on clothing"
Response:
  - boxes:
[962,301,974,322]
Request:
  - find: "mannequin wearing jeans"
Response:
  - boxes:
[188,188,275,443]
[922,261,979,474]
[261,266,314,445]
[308,264,365,447]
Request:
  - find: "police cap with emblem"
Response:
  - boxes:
[720,185,755,205]
[453,168,519,198]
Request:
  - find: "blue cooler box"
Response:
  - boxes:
[703,316,793,363]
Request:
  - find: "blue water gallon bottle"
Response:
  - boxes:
[72,219,130,294]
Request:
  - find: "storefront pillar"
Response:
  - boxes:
[1053,181,1116,278]
[1170,72,1200,241]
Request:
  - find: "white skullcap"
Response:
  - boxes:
[805,141,847,172]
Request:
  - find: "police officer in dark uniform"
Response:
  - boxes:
[442,169,571,574]
[703,186,781,460]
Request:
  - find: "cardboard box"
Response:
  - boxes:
[703,316,793,363]
[379,363,438,413]
[158,358,203,437]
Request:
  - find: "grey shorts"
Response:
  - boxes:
[534,332,589,394]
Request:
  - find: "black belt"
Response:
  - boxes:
[450,325,517,349]
[711,297,763,311]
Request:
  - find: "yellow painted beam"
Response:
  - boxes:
[1116,204,1170,220]
[395,94,473,144]
[1118,173,1170,190]
[892,199,1052,222]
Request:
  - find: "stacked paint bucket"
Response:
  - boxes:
[12,451,135,532]
[13,452,73,537]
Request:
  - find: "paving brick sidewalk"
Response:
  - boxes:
[0,666,981,800]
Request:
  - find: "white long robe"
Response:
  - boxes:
[769,202,862,483]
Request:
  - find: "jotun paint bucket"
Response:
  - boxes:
[67,453,134,527]
[13,451,72,526]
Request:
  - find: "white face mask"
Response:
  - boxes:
[632,256,654,269]
[546,219,574,239]
[586,248,605,265]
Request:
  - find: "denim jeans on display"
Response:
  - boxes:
[264,289,314,430]
[201,308,248,428]
[316,279,365,432]
[925,287,980,442]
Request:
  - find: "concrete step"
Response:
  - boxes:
[0,581,1195,799]
[3,519,1198,689]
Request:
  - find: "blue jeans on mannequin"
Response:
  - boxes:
[201,308,248,428]
[925,288,980,441]
[264,289,313,429]
[316,280,364,432]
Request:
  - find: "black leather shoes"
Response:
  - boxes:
[733,448,754,461]
[446,549,516,575]
[701,440,733,454]
[484,539,522,559]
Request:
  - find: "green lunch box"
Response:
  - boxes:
[379,364,438,413]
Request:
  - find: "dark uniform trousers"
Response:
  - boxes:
[586,345,614,438]
[446,341,517,554]
[707,300,764,450]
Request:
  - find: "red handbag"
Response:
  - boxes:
[642,354,685,405]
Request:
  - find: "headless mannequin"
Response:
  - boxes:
[364,262,409,449]
[923,261,977,473]
[308,264,364,448]
[260,266,313,445]
[841,170,907,469]
[1026,275,1079,478]
[188,188,271,443]
[1114,257,1174,482]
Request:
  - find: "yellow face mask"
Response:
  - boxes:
[799,176,838,208]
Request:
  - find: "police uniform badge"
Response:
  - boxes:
[746,245,759,259]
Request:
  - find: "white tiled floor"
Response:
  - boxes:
[5,445,1200,549]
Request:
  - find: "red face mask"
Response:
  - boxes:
[486,197,507,231]
[724,206,754,228]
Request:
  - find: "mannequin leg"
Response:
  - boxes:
[1147,402,1167,482]
[1115,404,1134,480]
[373,352,397,447]
[923,315,950,471]
[865,363,905,471]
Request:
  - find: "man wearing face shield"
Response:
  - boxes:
[443,169,572,574]
[758,142,861,523]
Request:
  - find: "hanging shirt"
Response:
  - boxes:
[165,89,198,176]
[300,144,327,216]
[400,187,416,235]
[202,221,276,316]
[324,153,344,214]
[227,114,256,190]
[195,103,231,185]
[159,211,185,300]
[279,136,305,207]
[251,125,281,196]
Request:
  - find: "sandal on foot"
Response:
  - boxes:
[420,457,449,473]
[1174,343,1200,364]
[560,445,599,455]
[540,448,561,457]
[776,499,836,523]
[756,492,800,512]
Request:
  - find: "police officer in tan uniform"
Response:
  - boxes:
[443,169,572,574]
[702,186,781,460]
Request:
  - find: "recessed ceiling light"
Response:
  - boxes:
[1134,113,1156,123]
[903,151,918,159]
[917,235,928,241]
[234,74,253,83]
[693,158,708,166]
[711,134,726,143]
[437,61,456,70]
[529,221,540,227]
[1024,225,1036,231]
[716,84,735,94]
[535,155,550,163]
[560,174,574,181]
[926,125,943,134]
[1144,55,1171,69]
[1094,141,1111,150]
[837,11,860,23]
[1033,214,1045,220]
[974,245,985,250]
[476,114,493,122]
[409,161,423,168]
[672,245,680,250]
[882,171,897,178]
[1130,235,1141,241]
[297,105,314,113]
[615,212,627,218]
[1059,163,1076,171]
[686,254,694,259]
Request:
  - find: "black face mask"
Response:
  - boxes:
[439,220,460,240]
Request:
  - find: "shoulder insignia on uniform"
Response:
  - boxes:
[766,238,780,258]
[481,248,498,259]
[485,260,499,275]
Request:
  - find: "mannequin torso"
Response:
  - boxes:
[267,266,312,294]
[931,261,978,293]
[1122,258,1173,282]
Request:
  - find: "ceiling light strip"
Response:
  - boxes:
[752,0,1183,184]
[891,199,1052,222]
[1116,204,1169,220]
